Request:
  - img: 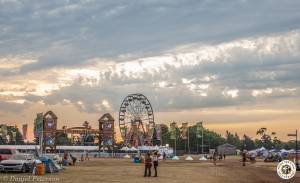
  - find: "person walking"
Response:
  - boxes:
[81,153,84,162]
[85,150,89,161]
[242,150,247,166]
[223,154,226,160]
[153,151,159,177]
[213,150,218,166]
[63,151,69,166]
[70,153,77,166]
[144,152,152,177]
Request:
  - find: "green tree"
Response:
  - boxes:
[256,127,272,149]
[242,135,255,150]
[225,131,242,149]
[56,132,71,145]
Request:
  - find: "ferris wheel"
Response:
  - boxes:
[119,93,155,147]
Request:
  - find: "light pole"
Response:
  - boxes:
[201,126,204,154]
[288,130,298,169]
[174,129,177,156]
[188,127,190,154]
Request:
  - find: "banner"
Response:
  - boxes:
[34,113,43,138]
[22,124,28,140]
[149,126,155,138]
[170,122,177,140]
[120,126,128,139]
[1,125,7,139]
[103,138,113,146]
[196,122,203,139]
[180,122,188,140]
[145,124,150,134]
[12,131,17,142]
[155,124,161,141]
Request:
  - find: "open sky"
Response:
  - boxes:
[0,0,300,141]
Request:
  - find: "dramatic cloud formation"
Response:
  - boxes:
[0,0,299,140]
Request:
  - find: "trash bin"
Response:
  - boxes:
[39,157,50,173]
[35,163,45,176]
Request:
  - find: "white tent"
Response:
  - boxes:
[280,149,289,153]
[123,154,131,158]
[185,156,193,161]
[199,156,207,161]
[172,156,179,160]
[129,147,138,151]
[259,147,267,151]
[120,146,129,151]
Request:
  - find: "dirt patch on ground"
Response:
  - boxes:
[1,156,299,183]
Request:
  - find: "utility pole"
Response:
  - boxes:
[296,130,298,168]
[188,127,190,154]
[197,140,199,154]
[201,121,204,154]
[174,129,177,156]
[287,130,298,169]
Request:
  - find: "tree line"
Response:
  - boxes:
[1,124,296,152]
[152,125,297,153]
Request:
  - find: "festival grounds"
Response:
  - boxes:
[1,156,299,183]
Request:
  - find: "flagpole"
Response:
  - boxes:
[287,130,298,169]
[296,130,298,168]
[188,127,190,154]
[201,121,204,154]
[175,129,177,156]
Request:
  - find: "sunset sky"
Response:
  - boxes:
[0,0,300,141]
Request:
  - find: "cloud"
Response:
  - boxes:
[1,30,297,114]
[1,0,300,73]
[0,1,300,117]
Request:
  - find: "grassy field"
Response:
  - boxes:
[0,156,299,183]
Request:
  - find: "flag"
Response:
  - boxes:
[22,124,28,140]
[34,113,43,138]
[180,122,188,140]
[155,124,161,141]
[146,124,150,133]
[12,131,17,142]
[196,122,203,139]
[149,126,155,138]
[170,122,177,140]
[1,125,7,139]
[120,126,128,139]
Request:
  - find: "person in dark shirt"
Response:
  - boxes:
[242,150,247,166]
[63,151,69,166]
[144,152,152,177]
[153,151,159,177]
[70,154,77,166]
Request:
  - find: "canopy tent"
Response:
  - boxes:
[280,149,289,153]
[120,146,129,151]
[259,147,267,151]
[129,147,138,151]
[185,156,193,161]
[39,156,62,173]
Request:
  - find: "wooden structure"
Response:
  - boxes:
[98,113,115,151]
[38,110,115,152]
[42,111,58,152]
